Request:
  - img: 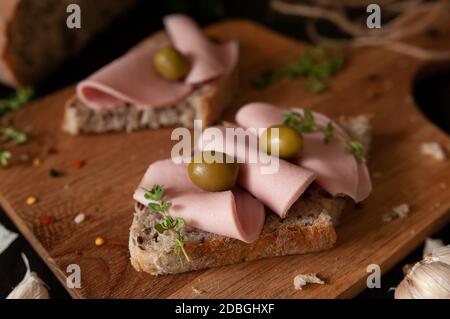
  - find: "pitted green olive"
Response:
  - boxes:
[188,151,239,192]
[260,125,303,159]
[153,46,189,81]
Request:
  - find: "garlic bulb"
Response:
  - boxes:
[7,253,50,299]
[395,245,450,299]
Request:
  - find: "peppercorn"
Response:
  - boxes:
[49,169,61,178]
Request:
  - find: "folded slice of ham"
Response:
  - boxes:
[133,159,265,243]
[235,102,372,202]
[199,126,316,218]
[77,14,238,111]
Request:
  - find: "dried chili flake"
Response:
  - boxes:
[73,160,85,169]
[98,266,108,273]
[75,250,82,258]
[39,215,53,225]
[47,148,59,155]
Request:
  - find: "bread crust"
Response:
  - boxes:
[130,187,343,275]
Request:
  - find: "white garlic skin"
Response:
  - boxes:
[7,254,50,299]
[395,246,450,299]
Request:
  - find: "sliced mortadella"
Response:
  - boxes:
[77,15,238,111]
[235,102,372,202]
[199,126,316,218]
[77,36,192,111]
[164,14,239,84]
[133,159,265,243]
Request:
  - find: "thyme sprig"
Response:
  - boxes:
[0,124,28,145]
[0,88,33,167]
[0,149,11,167]
[283,110,334,144]
[143,185,190,262]
[252,44,346,93]
[346,140,365,161]
[0,88,34,117]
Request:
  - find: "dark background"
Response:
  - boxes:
[1,0,449,299]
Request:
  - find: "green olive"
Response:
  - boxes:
[153,46,190,81]
[260,125,303,159]
[188,151,239,192]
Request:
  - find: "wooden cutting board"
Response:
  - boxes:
[1,20,449,299]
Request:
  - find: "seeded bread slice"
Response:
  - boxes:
[129,115,371,275]
[62,32,239,135]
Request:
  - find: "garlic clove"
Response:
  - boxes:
[432,246,450,265]
[412,262,450,298]
[7,253,50,299]
[395,277,425,299]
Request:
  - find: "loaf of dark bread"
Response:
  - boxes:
[0,0,137,87]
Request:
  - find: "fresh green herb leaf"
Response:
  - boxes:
[148,202,162,212]
[143,184,165,201]
[143,185,190,262]
[346,140,365,161]
[0,88,34,117]
[304,78,327,93]
[176,218,185,228]
[304,110,314,124]
[160,200,172,211]
[282,111,302,127]
[0,126,28,145]
[251,69,281,89]
[154,223,166,234]
[323,122,334,144]
[0,149,11,167]
[283,110,334,143]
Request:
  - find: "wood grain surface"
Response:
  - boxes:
[0,20,449,299]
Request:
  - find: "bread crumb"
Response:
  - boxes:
[294,273,325,290]
[383,203,410,223]
[372,171,382,179]
[405,95,414,105]
[420,142,446,161]
[74,213,86,224]
[192,287,206,295]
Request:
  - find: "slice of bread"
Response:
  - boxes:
[0,0,138,87]
[129,115,372,275]
[62,33,239,135]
